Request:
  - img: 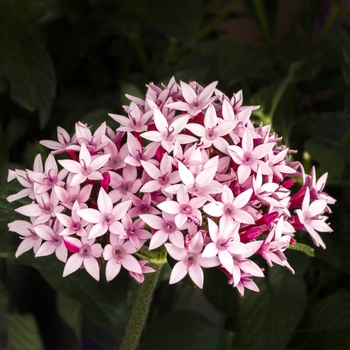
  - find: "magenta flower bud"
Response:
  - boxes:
[100,172,111,191]
[282,178,295,189]
[241,227,263,241]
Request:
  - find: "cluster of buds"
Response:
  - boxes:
[7,78,335,296]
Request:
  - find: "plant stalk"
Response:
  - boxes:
[119,261,165,350]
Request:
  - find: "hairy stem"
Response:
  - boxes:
[119,260,165,350]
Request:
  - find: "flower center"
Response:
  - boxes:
[180,204,192,215]
[136,148,146,162]
[71,222,81,232]
[216,237,231,250]
[158,173,169,186]
[127,226,137,236]
[112,245,126,261]
[110,155,122,168]
[206,127,217,140]
[79,244,91,257]
[69,194,78,205]
[190,182,203,195]
[185,252,197,269]
[120,181,132,194]
[163,126,175,141]
[40,201,54,214]
[138,203,150,214]
[162,220,176,233]
[223,203,236,217]
[102,213,114,225]
[44,169,58,186]
[242,151,255,165]
[80,159,92,175]
[303,211,312,224]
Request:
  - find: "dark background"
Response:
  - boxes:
[1,1,350,349]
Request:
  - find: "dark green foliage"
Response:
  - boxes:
[0,0,350,348]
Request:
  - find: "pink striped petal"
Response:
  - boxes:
[188,264,204,288]
[169,261,188,284]
[105,259,121,282]
[63,254,83,277]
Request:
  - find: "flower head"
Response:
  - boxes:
[7,77,335,293]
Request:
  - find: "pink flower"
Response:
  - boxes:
[129,260,155,283]
[121,214,152,249]
[103,235,142,282]
[27,154,68,195]
[158,185,207,227]
[63,236,103,280]
[166,159,223,198]
[8,220,42,258]
[7,154,43,202]
[306,167,336,209]
[54,183,93,210]
[56,201,89,237]
[6,77,336,290]
[110,101,153,133]
[128,193,160,218]
[252,167,289,208]
[109,164,142,202]
[140,212,184,249]
[141,108,196,152]
[140,154,180,195]
[75,121,108,154]
[166,80,218,116]
[101,135,128,171]
[295,188,333,249]
[124,132,159,167]
[227,129,274,183]
[185,103,236,153]
[203,186,254,226]
[40,126,77,154]
[15,190,64,225]
[165,230,219,288]
[202,218,255,274]
[77,187,131,239]
[58,142,110,186]
[34,220,68,262]
[259,217,294,272]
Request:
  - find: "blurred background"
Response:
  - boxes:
[1,0,350,348]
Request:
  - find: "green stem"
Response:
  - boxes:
[320,3,339,37]
[197,0,239,41]
[120,260,165,350]
[130,34,152,79]
[252,0,273,46]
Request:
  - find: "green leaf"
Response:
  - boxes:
[0,69,7,94]
[56,292,81,342]
[234,252,309,349]
[269,61,305,144]
[7,311,44,350]
[305,138,344,179]
[140,310,230,350]
[0,18,56,128]
[203,267,240,318]
[288,242,315,257]
[198,41,262,85]
[119,81,144,106]
[10,251,138,344]
[341,29,350,65]
[294,290,350,348]
[341,128,350,147]
[271,83,295,145]
[123,0,204,46]
[0,128,8,183]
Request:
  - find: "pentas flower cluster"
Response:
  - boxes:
[7,77,335,296]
